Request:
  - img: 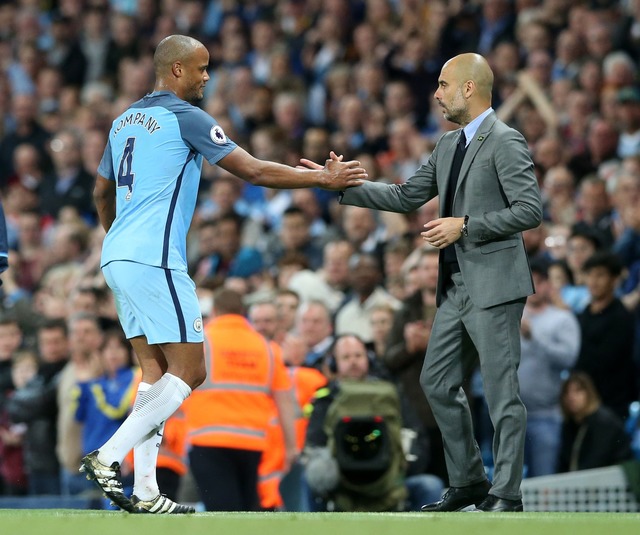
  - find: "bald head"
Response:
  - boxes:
[435,53,494,125]
[154,35,203,77]
[153,34,210,102]
[444,53,494,101]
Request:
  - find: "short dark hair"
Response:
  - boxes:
[38,318,68,336]
[568,227,602,250]
[213,288,245,316]
[582,251,624,277]
[549,259,574,285]
[529,257,550,278]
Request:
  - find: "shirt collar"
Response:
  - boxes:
[462,107,493,147]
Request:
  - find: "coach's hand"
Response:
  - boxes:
[422,217,466,249]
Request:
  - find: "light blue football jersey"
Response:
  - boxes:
[98,91,237,271]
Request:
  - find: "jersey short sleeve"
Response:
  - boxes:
[173,103,237,166]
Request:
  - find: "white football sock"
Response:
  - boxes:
[97,373,191,467]
[128,382,162,500]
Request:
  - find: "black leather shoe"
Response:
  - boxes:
[474,494,524,512]
[421,479,491,512]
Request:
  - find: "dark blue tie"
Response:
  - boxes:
[443,130,468,267]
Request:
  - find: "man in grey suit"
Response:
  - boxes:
[301,53,542,512]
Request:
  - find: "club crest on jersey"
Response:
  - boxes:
[210,125,227,145]
[193,317,203,333]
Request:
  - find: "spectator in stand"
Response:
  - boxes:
[0,350,38,496]
[0,93,52,188]
[568,118,620,181]
[248,300,282,348]
[287,238,352,314]
[557,371,633,473]
[522,224,553,265]
[602,51,637,91]
[532,135,567,181]
[263,207,324,272]
[275,252,309,295]
[573,251,637,421]
[7,318,70,495]
[197,213,263,287]
[297,300,334,372]
[610,168,640,246]
[46,14,87,89]
[614,86,640,159]
[541,166,577,227]
[563,228,602,313]
[611,180,640,269]
[547,258,575,311]
[0,316,24,397]
[290,188,338,242]
[38,128,96,223]
[13,210,47,294]
[7,143,45,199]
[560,89,593,162]
[79,6,111,85]
[334,252,401,345]
[340,205,385,259]
[551,29,584,82]
[369,302,396,362]
[573,175,615,248]
[104,12,142,88]
[57,312,104,496]
[275,289,301,341]
[518,260,581,477]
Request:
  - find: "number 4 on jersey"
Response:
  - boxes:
[117,137,136,200]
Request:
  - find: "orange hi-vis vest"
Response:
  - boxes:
[289,366,328,450]
[183,314,291,452]
[258,363,327,509]
[157,408,188,476]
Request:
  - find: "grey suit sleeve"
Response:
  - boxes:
[341,145,440,213]
[466,129,543,242]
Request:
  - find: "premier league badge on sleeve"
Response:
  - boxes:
[210,125,227,145]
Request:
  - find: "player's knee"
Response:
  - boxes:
[191,362,207,389]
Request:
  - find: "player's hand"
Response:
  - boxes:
[422,217,465,248]
[298,151,368,190]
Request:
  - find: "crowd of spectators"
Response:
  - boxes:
[0,0,639,509]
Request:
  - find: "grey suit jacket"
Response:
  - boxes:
[341,111,543,309]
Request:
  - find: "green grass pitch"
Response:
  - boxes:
[1,510,639,535]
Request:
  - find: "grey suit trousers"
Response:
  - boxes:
[420,272,526,501]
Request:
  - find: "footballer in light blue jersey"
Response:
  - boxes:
[87,35,366,515]
[98,91,237,272]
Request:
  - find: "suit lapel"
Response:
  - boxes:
[454,113,497,200]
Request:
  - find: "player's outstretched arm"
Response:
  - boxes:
[217,146,367,190]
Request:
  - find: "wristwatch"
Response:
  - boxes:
[461,215,469,237]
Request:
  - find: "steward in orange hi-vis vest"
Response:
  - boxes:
[258,361,327,509]
[183,288,297,511]
[184,314,291,450]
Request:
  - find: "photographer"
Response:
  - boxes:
[303,334,442,512]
